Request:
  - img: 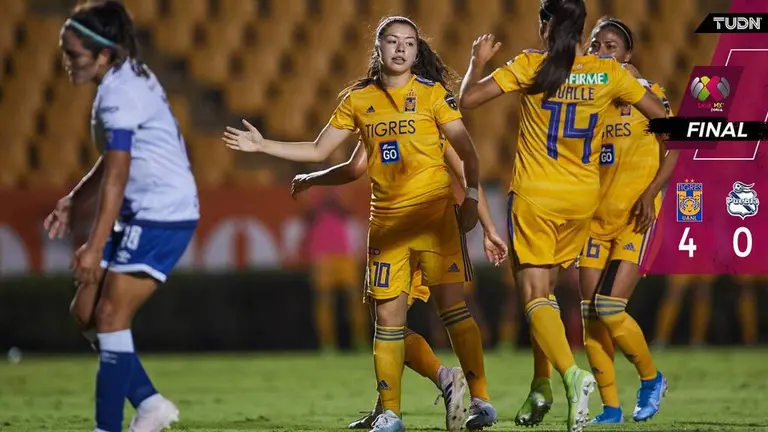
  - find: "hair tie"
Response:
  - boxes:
[64,18,116,47]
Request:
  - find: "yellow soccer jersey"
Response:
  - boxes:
[491,50,648,218]
[329,75,461,216]
[592,82,673,238]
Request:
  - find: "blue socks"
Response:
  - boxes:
[95,330,157,431]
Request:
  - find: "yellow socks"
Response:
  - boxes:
[528,294,559,380]
[439,301,490,401]
[582,300,619,407]
[524,298,575,376]
[595,295,656,380]
[374,324,405,416]
[314,292,336,349]
[404,328,441,386]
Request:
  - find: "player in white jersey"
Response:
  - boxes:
[44,2,197,431]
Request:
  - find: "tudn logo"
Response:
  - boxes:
[690,76,730,102]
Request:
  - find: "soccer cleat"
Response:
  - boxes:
[349,410,380,429]
[129,395,179,432]
[564,366,596,432]
[368,410,405,432]
[435,367,468,432]
[591,406,624,424]
[514,377,553,426]
[465,397,498,430]
[633,371,668,422]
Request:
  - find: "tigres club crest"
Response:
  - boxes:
[676,180,703,222]
[726,181,759,220]
[404,89,417,113]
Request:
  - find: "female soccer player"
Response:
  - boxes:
[224,16,493,432]
[458,1,669,430]
[577,17,677,424]
[290,141,508,431]
[44,2,197,431]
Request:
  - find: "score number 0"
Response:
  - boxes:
[678,226,753,258]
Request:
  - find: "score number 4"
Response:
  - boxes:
[678,226,753,258]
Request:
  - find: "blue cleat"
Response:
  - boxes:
[633,371,668,422]
[591,406,624,424]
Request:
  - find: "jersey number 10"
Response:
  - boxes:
[541,101,599,164]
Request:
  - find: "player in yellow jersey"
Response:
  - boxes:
[575,17,678,425]
[289,141,508,430]
[458,1,669,430]
[223,16,492,432]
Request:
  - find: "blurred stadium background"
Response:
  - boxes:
[1,0,767,430]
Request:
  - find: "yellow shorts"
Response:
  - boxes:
[579,224,656,269]
[507,193,589,268]
[408,270,431,306]
[366,199,473,301]
[312,256,361,292]
[580,193,662,269]
[407,272,474,307]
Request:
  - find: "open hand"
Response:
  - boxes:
[471,34,502,65]
[222,119,264,152]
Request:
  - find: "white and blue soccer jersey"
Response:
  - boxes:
[92,61,198,282]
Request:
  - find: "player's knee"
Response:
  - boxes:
[69,298,92,331]
[94,298,127,332]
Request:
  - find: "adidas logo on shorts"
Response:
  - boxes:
[448,263,459,272]
[623,243,636,252]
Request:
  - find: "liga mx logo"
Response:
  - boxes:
[677,180,703,222]
[690,76,730,112]
[726,181,759,220]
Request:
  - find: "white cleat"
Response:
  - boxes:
[369,410,405,432]
[129,395,179,432]
[436,366,468,432]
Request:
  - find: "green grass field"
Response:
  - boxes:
[1,349,766,431]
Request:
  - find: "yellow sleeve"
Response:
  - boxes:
[611,62,648,105]
[432,83,462,125]
[491,53,532,93]
[328,93,357,131]
[651,83,674,116]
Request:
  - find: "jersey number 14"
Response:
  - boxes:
[541,101,598,164]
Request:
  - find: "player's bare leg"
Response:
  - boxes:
[515,266,557,426]
[517,265,594,432]
[70,270,105,349]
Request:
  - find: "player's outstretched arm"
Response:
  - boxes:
[291,142,368,198]
[459,34,504,109]
[223,120,353,163]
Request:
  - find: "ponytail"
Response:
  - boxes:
[527,0,587,99]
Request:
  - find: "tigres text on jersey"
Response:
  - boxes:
[329,75,461,218]
[591,81,673,239]
[491,50,648,219]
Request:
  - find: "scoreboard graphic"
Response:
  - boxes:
[642,0,768,275]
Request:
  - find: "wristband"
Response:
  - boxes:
[466,187,479,202]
